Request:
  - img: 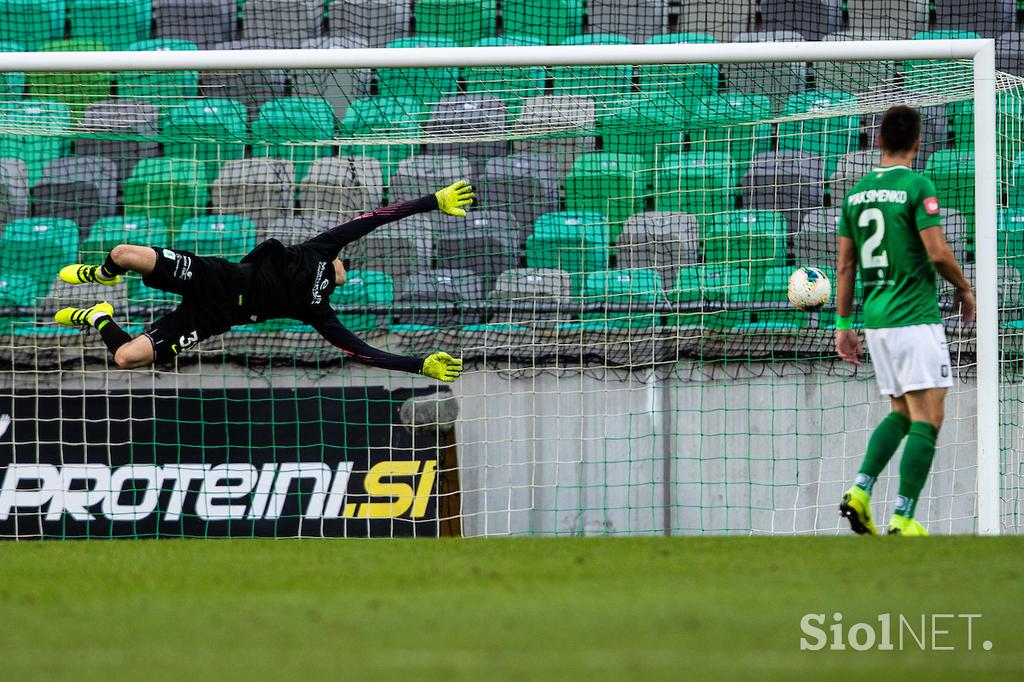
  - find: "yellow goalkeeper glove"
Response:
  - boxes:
[435,180,475,217]
[421,352,463,382]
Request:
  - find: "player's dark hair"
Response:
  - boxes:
[878,105,921,153]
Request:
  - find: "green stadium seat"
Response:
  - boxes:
[0,0,65,50]
[0,217,79,288]
[0,41,25,98]
[81,216,171,260]
[686,94,772,182]
[702,211,788,290]
[127,277,179,309]
[638,33,718,106]
[552,34,633,106]
[949,94,1024,169]
[777,92,860,179]
[338,96,428,181]
[123,157,209,231]
[251,97,336,180]
[503,0,582,45]
[525,212,611,293]
[581,268,663,328]
[163,98,248,183]
[667,264,751,329]
[599,95,690,164]
[926,149,975,233]
[751,265,810,329]
[653,151,735,219]
[0,100,71,185]
[377,37,459,102]
[69,0,152,49]
[175,215,256,261]
[1000,209,1024,274]
[564,153,647,240]
[464,36,546,118]
[0,271,42,307]
[415,0,496,46]
[330,269,394,332]
[117,39,199,113]
[29,40,111,123]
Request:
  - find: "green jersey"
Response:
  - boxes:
[838,165,943,329]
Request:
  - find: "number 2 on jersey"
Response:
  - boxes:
[858,208,889,270]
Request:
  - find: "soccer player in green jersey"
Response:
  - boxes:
[835,105,976,537]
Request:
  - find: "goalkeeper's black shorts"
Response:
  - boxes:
[141,247,250,362]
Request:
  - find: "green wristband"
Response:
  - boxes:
[835,315,854,330]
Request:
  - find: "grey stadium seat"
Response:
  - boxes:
[393,268,484,328]
[477,153,560,228]
[865,104,949,167]
[742,151,824,231]
[760,0,842,42]
[74,100,160,180]
[846,0,928,40]
[512,95,597,175]
[676,0,755,42]
[724,32,807,113]
[293,37,372,116]
[43,276,129,317]
[425,96,509,175]
[792,206,839,267]
[997,33,1024,78]
[31,157,118,236]
[617,212,701,289]
[203,40,289,118]
[488,268,573,325]
[259,214,337,246]
[434,226,519,293]
[464,209,527,249]
[343,218,433,291]
[328,0,411,48]
[243,0,323,47]
[153,0,236,48]
[935,0,1016,38]
[940,209,971,263]
[586,0,668,44]
[0,159,29,227]
[388,155,472,203]
[211,159,295,231]
[828,150,880,200]
[817,32,895,95]
[299,156,383,224]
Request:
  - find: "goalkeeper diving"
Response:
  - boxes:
[52,181,475,382]
[834,106,975,536]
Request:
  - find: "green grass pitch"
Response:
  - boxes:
[0,537,1021,680]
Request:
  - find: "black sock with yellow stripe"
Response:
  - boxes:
[100,253,127,279]
[95,316,131,356]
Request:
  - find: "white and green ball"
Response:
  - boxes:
[787,267,832,311]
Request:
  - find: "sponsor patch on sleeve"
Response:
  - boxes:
[923,197,940,215]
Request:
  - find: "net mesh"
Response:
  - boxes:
[0,1,1023,537]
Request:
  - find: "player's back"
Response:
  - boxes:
[838,165,943,329]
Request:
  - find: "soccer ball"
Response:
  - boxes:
[787,267,831,311]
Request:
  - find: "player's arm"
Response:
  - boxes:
[835,235,863,364]
[919,227,976,324]
[310,315,463,381]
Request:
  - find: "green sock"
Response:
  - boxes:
[854,411,911,494]
[894,421,940,519]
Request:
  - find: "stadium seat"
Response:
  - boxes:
[0,41,25,98]
[29,40,112,123]
[653,152,735,220]
[724,32,807,113]
[327,0,410,48]
[392,268,484,328]
[752,266,810,328]
[999,209,1024,275]
[292,37,372,117]
[69,0,151,49]
[81,215,171,260]
[210,158,295,232]
[617,212,701,289]
[175,215,256,260]
[42,271,131,316]
[203,39,289,118]
[116,39,199,113]
[926,150,975,230]
[587,0,668,44]
[792,206,839,268]
[377,37,459,103]
[702,210,787,290]
[0,217,79,288]
[817,31,896,95]
[243,0,322,46]
[941,208,972,264]
[934,0,1015,38]
[424,96,509,173]
[552,34,633,106]
[637,33,718,107]
[741,152,824,233]
[30,156,118,236]
[903,31,981,94]
[258,214,335,245]
[997,33,1024,78]
[338,96,427,181]
[330,269,394,332]
[511,95,597,174]
[0,271,45,307]
[564,153,647,240]
[864,104,949,166]
[667,264,751,329]
[343,216,433,290]
[675,0,754,42]
[462,208,527,250]
[846,0,927,40]
[828,151,880,200]
[477,153,560,228]
[299,156,383,225]
[463,36,546,118]
[389,155,472,203]
[0,0,65,50]
[251,97,336,181]
[488,267,572,325]
[581,269,664,328]
[434,223,520,293]
[153,0,235,48]
[759,0,842,42]
[685,94,772,182]
[123,157,209,231]
[162,98,248,184]
[0,158,29,226]
[0,100,71,186]
[74,100,160,180]
[777,92,860,179]
[598,95,689,166]
[525,212,611,293]
[414,0,496,46]
[502,0,582,45]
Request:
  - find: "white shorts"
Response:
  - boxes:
[864,324,953,398]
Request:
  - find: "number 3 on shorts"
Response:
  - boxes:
[859,208,889,269]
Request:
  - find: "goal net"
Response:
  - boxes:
[0,37,1020,537]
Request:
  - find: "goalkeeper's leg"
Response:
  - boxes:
[53,301,155,368]
[59,244,157,286]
